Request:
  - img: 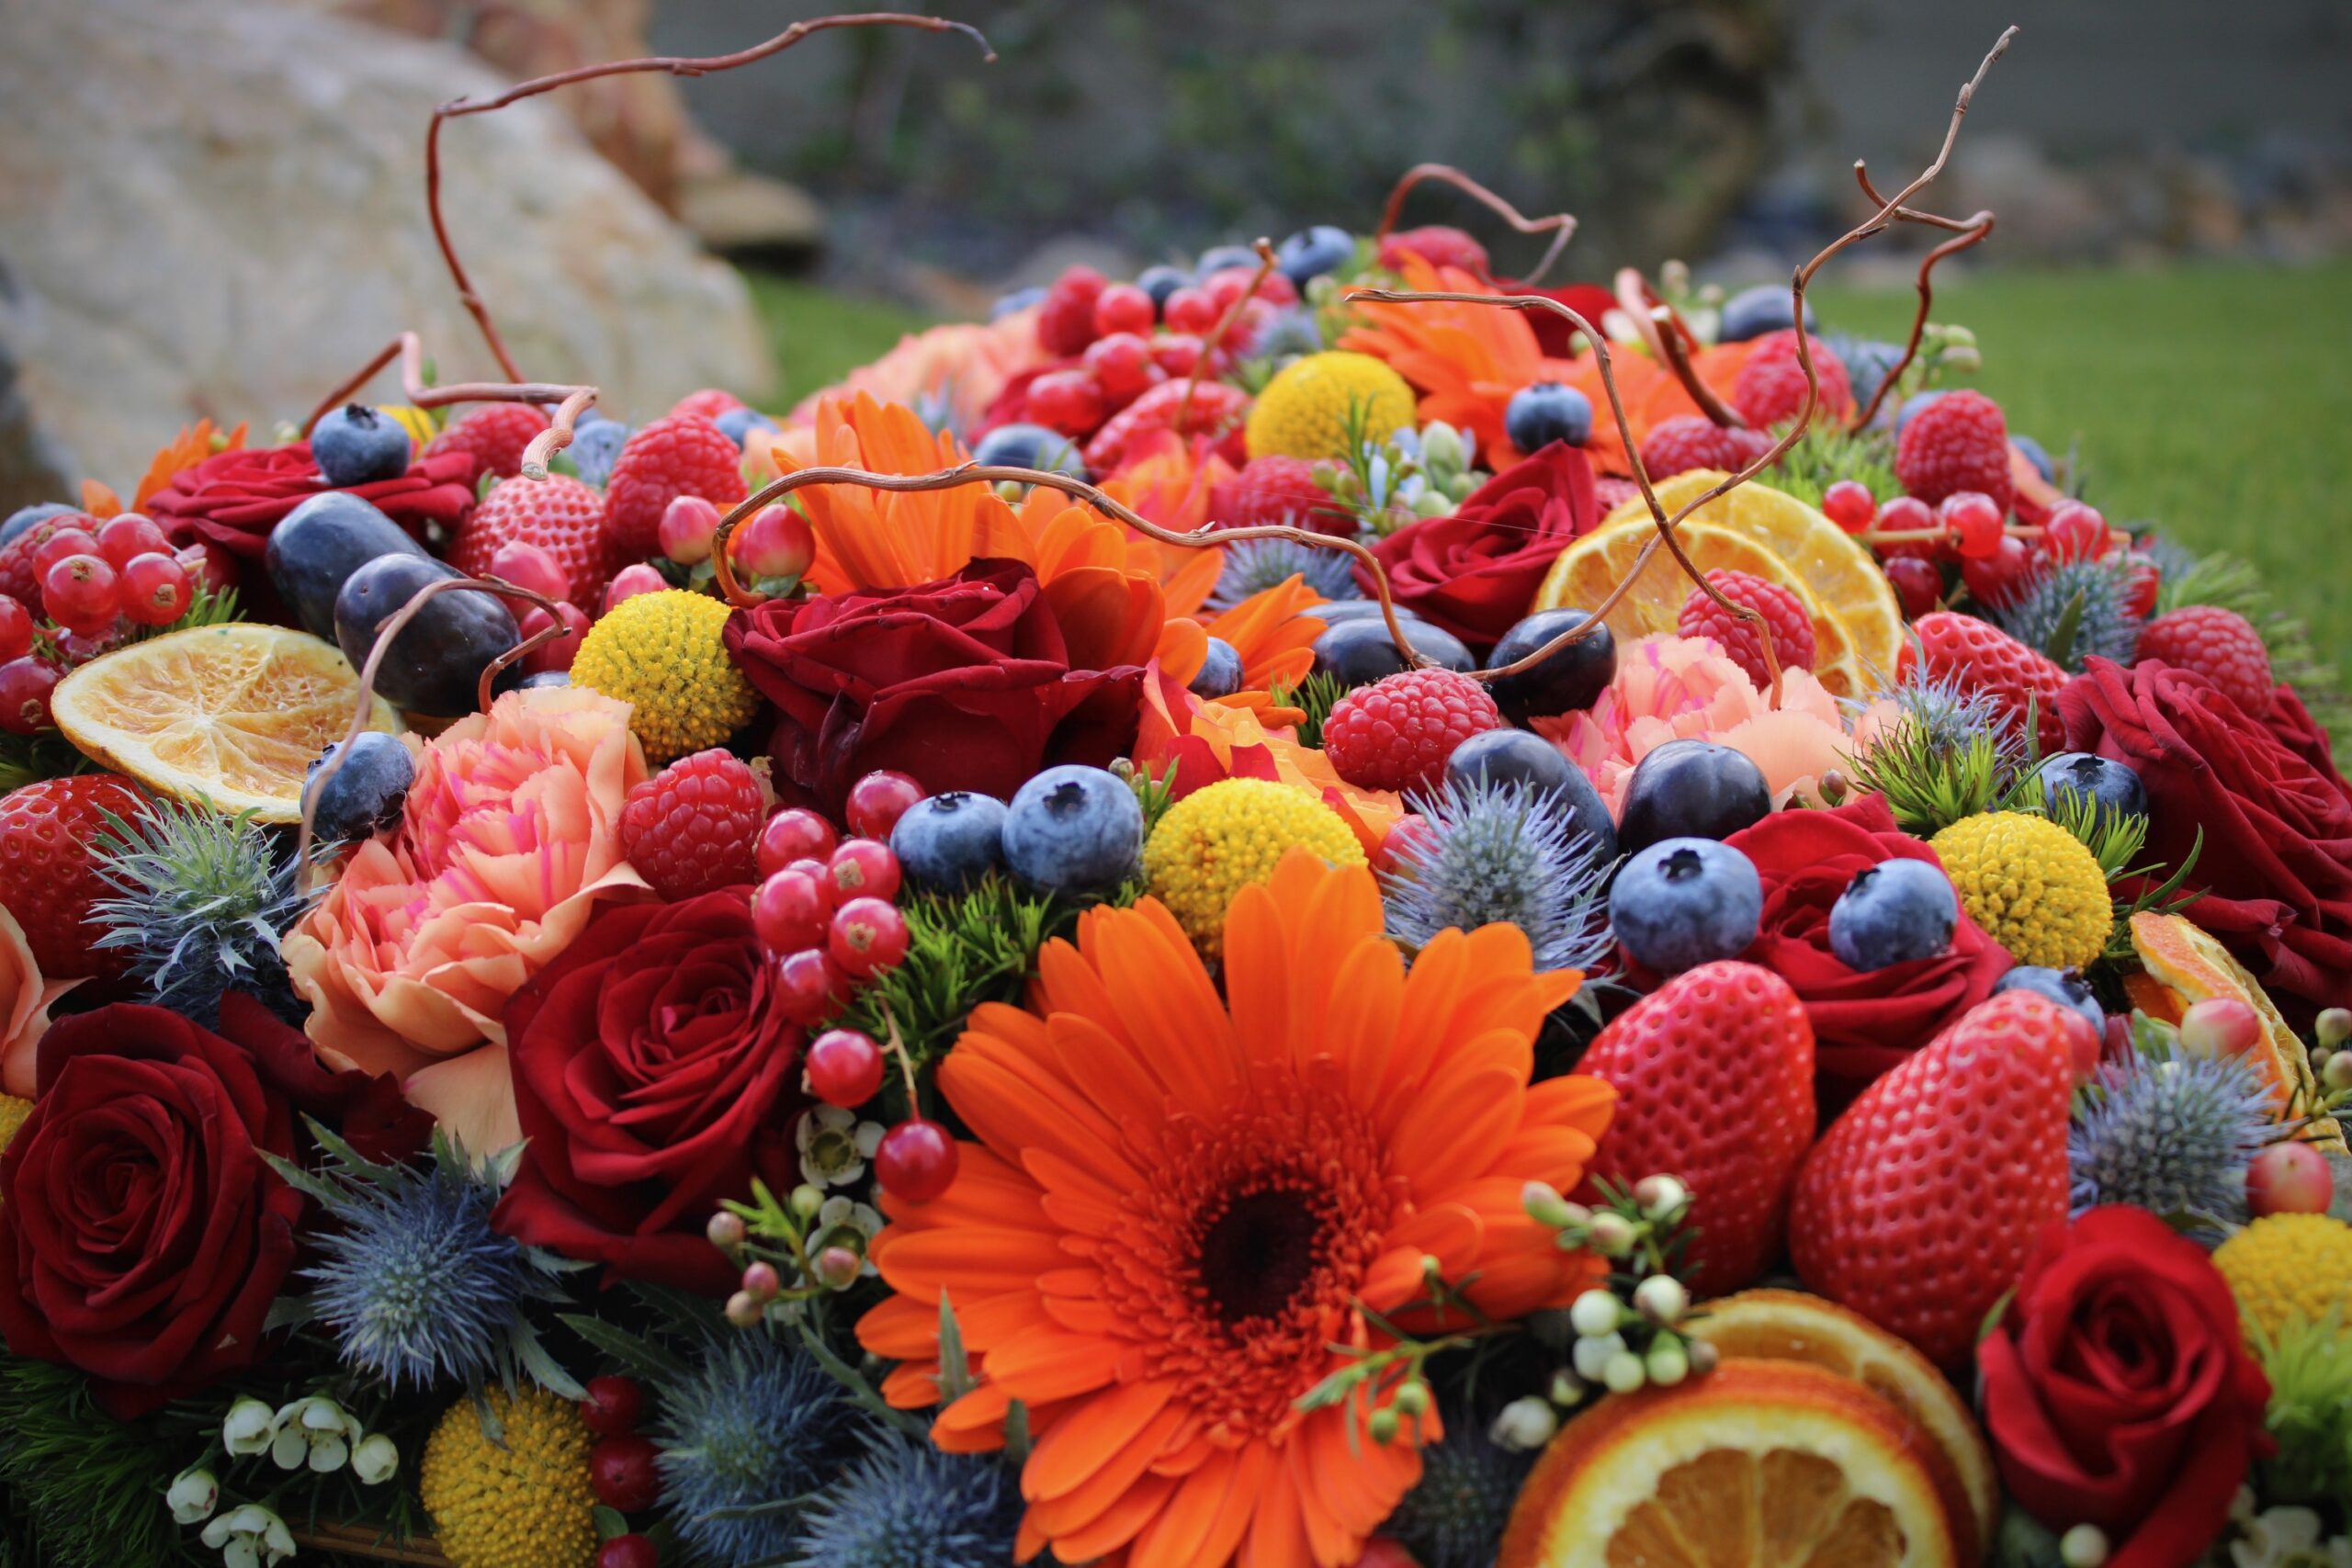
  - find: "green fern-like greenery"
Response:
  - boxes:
[1843,680,2035,837]
[2247,1308,2352,1506]
[0,1357,180,1568]
[1765,423,1898,510]
[1272,670,1350,751]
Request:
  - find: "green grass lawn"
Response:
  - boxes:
[750,262,2352,673]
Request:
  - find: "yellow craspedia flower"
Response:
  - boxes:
[571,589,758,765]
[0,1094,29,1158]
[2214,1213,2352,1344]
[1144,777,1366,957]
[1244,351,1418,462]
[1929,810,2111,970]
[419,1387,598,1568]
[378,405,440,448]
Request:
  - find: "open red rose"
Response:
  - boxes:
[1978,1205,2272,1568]
[723,557,1146,813]
[1724,795,2013,1102]
[0,998,306,1417]
[2058,657,2352,1015]
[494,891,804,1292]
[1352,440,1600,651]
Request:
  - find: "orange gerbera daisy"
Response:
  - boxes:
[1340,254,1577,464]
[856,851,1614,1568]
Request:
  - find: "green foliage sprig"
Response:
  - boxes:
[0,1358,181,1568]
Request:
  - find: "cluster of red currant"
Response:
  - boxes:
[577,1375,662,1568]
[0,513,217,734]
[1831,478,2142,623]
[1026,263,1295,439]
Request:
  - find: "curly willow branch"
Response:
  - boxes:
[301,332,597,479]
[1847,171,1996,429]
[1374,164,1577,286]
[1175,238,1278,437]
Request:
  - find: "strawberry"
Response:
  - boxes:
[423,403,548,480]
[1787,990,2077,1364]
[1576,961,1815,1294]
[1081,379,1251,473]
[0,773,152,982]
[1900,610,2068,755]
[1377,225,1489,275]
[449,476,616,609]
[603,413,748,562]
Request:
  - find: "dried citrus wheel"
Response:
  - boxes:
[2130,911,2344,1150]
[1685,1291,1995,1562]
[51,624,401,824]
[1601,469,1905,694]
[1498,1359,1962,1568]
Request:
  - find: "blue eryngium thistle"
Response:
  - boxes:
[2069,1029,2274,1224]
[1379,1400,1538,1568]
[1845,669,2032,837]
[1995,554,2143,672]
[1382,776,1612,972]
[788,1431,1023,1568]
[655,1332,860,1568]
[1206,536,1359,612]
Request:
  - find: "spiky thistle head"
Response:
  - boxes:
[1846,670,2033,837]
[1377,1397,1538,1568]
[2069,1018,2275,1227]
[87,798,315,1026]
[1206,536,1360,612]
[654,1332,860,1568]
[1383,775,1612,973]
[787,1431,1023,1568]
[1995,554,2143,672]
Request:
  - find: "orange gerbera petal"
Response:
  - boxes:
[1340,255,1578,462]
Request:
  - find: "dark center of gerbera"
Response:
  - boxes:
[1195,1185,1326,1325]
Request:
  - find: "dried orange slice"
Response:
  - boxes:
[1686,1291,1995,1562]
[1499,1359,1962,1568]
[2129,911,2343,1149]
[52,624,401,824]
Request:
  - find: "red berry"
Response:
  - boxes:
[92,513,170,570]
[0,598,29,662]
[1091,283,1155,338]
[1025,370,1105,438]
[826,839,901,903]
[1959,535,2036,611]
[1322,668,1503,795]
[729,504,816,581]
[1379,225,1489,274]
[589,1435,662,1513]
[178,544,234,599]
[1883,557,1943,620]
[1638,416,1769,481]
[805,1028,888,1108]
[1729,331,1852,429]
[757,808,839,878]
[452,475,617,609]
[845,771,926,841]
[1896,388,2013,514]
[1374,812,1436,875]
[1163,287,1218,335]
[1036,265,1107,357]
[2122,556,2162,620]
[1677,569,1818,687]
[41,554,120,634]
[597,1536,660,1568]
[579,1375,643,1438]
[875,1118,959,1201]
[0,658,57,735]
[2136,604,2275,716]
[1900,611,2070,755]
[1205,266,1295,310]
[119,552,191,626]
[519,603,591,676]
[603,563,667,613]
[488,540,571,609]
[0,773,151,978]
[829,896,909,977]
[618,749,764,900]
[1940,491,2005,559]
[424,402,550,480]
[1207,455,1347,536]
[1081,333,1160,403]
[657,494,722,566]
[752,868,832,956]
[2040,502,2110,564]
[1873,493,1937,538]
[1820,480,1877,534]
[604,413,749,562]
[2245,1141,2334,1217]
[1082,379,1251,473]
[31,527,100,580]
[1150,333,1205,378]
[773,948,848,1024]
[670,388,748,423]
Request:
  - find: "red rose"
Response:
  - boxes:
[723,557,1146,813]
[494,891,804,1291]
[1978,1206,2272,1568]
[1724,795,2013,1100]
[1352,441,1600,651]
[2058,657,2352,1014]
[0,998,306,1417]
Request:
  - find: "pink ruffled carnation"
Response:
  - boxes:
[1542,634,1852,818]
[0,907,79,1100]
[283,687,650,1152]
[783,309,1050,439]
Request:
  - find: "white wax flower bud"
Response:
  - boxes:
[352,1433,401,1486]
[221,1396,277,1456]
[1487,1395,1559,1452]
[167,1468,220,1526]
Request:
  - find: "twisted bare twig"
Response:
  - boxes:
[1374,164,1578,287]
[1174,238,1279,438]
[1847,166,1996,428]
[300,332,597,479]
[1650,305,1747,429]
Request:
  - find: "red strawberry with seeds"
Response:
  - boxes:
[1788,989,2077,1364]
[1576,961,1815,1294]
[2136,604,2274,717]
[449,476,616,609]
[423,403,549,480]
[618,749,764,901]
[0,773,152,982]
[1081,379,1250,473]
[1901,610,2068,755]
[603,413,748,562]
[1896,389,2013,515]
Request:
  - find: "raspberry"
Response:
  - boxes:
[1207,456,1346,536]
[1036,266,1107,357]
[1677,569,1817,686]
[1592,476,1640,514]
[1729,330,1853,429]
[423,403,549,480]
[1896,388,2013,514]
[1376,226,1489,275]
[0,514,92,609]
[617,749,764,900]
[2137,604,2275,716]
[1639,416,1774,480]
[0,773,151,981]
[1322,668,1502,795]
[449,476,616,608]
[603,413,748,562]
[669,389,748,423]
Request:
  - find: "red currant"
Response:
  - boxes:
[773,948,848,1024]
[119,552,192,626]
[2246,1141,2334,1217]
[1091,282,1156,338]
[826,839,901,902]
[1150,334,1205,378]
[1081,333,1160,404]
[805,1027,888,1108]
[579,1375,643,1438]
[1820,480,1877,535]
[829,896,909,977]
[31,527,99,579]
[0,659,58,735]
[1026,370,1105,438]
[729,504,816,581]
[2041,502,2110,564]
[1883,557,1943,620]
[1939,491,2005,560]
[875,1118,960,1201]
[0,596,31,662]
[1959,535,2036,611]
[756,808,839,877]
[596,1537,660,1568]
[1205,267,1295,310]
[1162,287,1218,335]
[93,513,170,569]
[589,1434,663,1513]
[752,867,831,955]
[41,554,121,634]
[845,771,926,841]
[1873,494,1937,538]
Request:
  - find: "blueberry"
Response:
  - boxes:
[893,791,1011,892]
[0,502,79,547]
[1615,739,1771,854]
[1443,729,1617,860]
[566,416,629,489]
[1611,838,1763,975]
[1503,383,1594,453]
[1276,225,1355,288]
[334,555,521,717]
[1828,859,1959,971]
[267,491,431,642]
[1486,609,1616,726]
[1717,284,1815,344]
[1311,617,1475,687]
[309,403,413,488]
[2036,751,2149,824]
[1194,244,1261,277]
[1190,637,1244,699]
[1828,334,1904,421]
[713,407,780,449]
[971,422,1090,480]
[1894,389,1949,436]
[303,730,415,845]
[518,670,571,689]
[1136,265,1193,309]
[1001,764,1144,896]
[1994,965,2106,1033]
[991,285,1048,320]
[2012,434,2056,483]
[1255,308,1324,358]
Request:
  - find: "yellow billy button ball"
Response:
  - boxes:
[570,589,758,766]
[2212,1212,2352,1345]
[1143,777,1366,959]
[1244,351,1418,462]
[1928,810,2112,971]
[418,1386,599,1568]
[0,1093,29,1167]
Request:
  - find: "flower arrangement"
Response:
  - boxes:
[0,17,2346,1568]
